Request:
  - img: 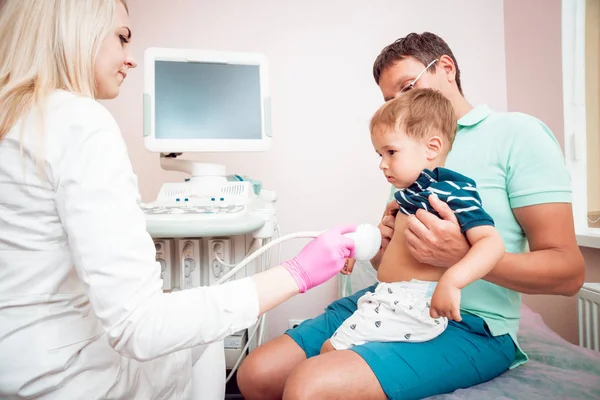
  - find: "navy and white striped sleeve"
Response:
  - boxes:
[444,182,494,233]
[395,189,429,216]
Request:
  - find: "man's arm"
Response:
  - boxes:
[405,197,585,296]
[485,202,585,296]
[486,114,584,295]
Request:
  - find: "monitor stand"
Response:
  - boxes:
[160,155,228,199]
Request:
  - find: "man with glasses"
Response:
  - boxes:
[237,32,584,400]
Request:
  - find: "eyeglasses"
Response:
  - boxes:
[399,59,438,93]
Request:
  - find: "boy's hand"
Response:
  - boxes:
[430,281,462,322]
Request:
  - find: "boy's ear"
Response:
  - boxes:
[426,136,443,159]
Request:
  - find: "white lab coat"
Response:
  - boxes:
[0,91,259,399]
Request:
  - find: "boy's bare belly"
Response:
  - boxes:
[377,213,446,283]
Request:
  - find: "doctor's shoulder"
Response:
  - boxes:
[45,90,123,148]
[48,90,120,132]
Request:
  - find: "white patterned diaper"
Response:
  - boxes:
[330,279,448,350]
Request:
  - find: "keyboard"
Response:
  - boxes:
[141,203,245,216]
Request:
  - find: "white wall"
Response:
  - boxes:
[104,0,508,340]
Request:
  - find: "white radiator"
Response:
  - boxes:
[578,282,600,351]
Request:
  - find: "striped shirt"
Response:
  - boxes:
[394,167,494,233]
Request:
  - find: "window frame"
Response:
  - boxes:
[561,0,600,247]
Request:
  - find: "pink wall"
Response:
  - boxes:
[106,0,508,340]
[504,0,600,344]
[504,0,565,148]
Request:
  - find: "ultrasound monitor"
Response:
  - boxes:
[143,47,272,153]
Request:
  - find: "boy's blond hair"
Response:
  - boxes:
[370,88,457,148]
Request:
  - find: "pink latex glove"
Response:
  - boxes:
[282,225,357,293]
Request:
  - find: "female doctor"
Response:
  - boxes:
[0,0,356,398]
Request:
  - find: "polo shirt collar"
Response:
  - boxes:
[457,105,492,127]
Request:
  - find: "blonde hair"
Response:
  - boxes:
[0,0,128,145]
[370,88,457,148]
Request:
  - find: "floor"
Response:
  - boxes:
[225,370,244,399]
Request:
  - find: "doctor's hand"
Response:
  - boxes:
[405,194,469,268]
[282,225,357,293]
[342,200,399,275]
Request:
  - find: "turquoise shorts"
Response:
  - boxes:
[285,284,516,400]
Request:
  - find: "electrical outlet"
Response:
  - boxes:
[178,239,201,289]
[154,239,173,291]
[288,319,305,329]
[208,238,232,283]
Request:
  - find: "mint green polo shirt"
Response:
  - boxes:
[389,105,572,368]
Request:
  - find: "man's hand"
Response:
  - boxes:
[430,281,462,322]
[405,194,470,268]
[341,258,354,275]
[379,200,399,249]
[369,200,400,270]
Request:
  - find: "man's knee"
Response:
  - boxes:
[237,335,307,400]
[282,352,386,400]
[237,352,272,399]
[282,360,322,400]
